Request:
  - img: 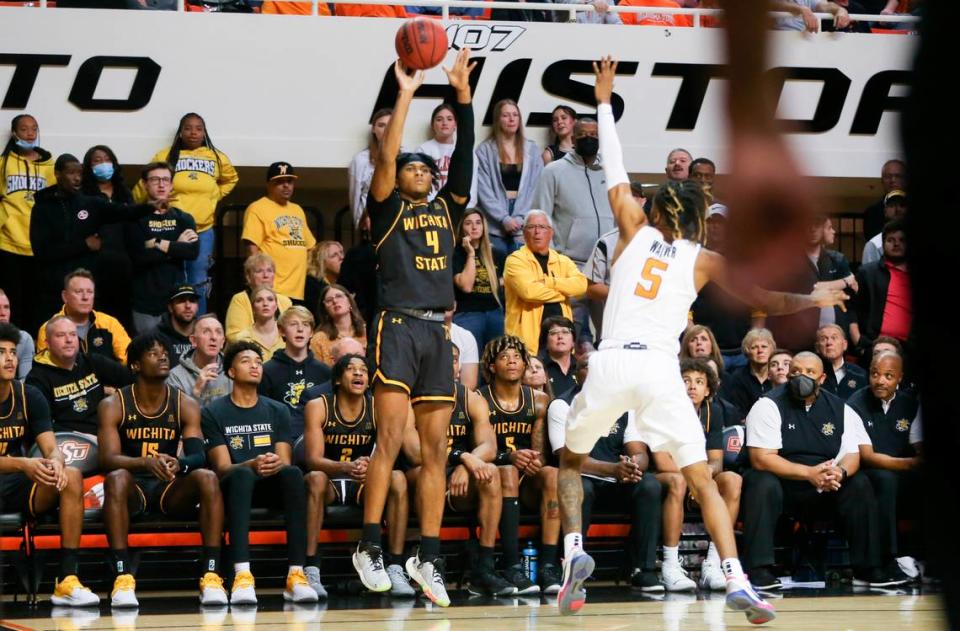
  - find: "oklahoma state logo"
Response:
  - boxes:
[59,440,91,464]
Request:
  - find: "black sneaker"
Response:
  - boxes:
[630,568,664,592]
[539,563,562,595]
[503,564,540,595]
[748,567,783,591]
[467,569,518,597]
[852,567,910,588]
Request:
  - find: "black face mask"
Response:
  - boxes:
[575,136,599,158]
[788,374,818,401]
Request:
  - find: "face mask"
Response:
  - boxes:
[575,136,599,157]
[14,136,38,151]
[788,374,818,400]
[92,162,114,181]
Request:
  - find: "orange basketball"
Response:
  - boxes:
[395,18,449,70]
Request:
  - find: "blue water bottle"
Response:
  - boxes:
[522,541,538,583]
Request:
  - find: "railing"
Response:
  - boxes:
[11,0,922,30]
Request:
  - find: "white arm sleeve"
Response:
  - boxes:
[547,399,570,453]
[597,103,629,190]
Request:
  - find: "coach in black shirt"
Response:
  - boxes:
[815,325,867,401]
[741,352,903,589]
[847,352,922,572]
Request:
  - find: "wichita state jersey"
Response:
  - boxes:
[321,392,376,462]
[480,384,536,453]
[369,189,464,311]
[118,385,182,459]
[447,383,472,454]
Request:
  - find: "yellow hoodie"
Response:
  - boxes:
[134,146,238,232]
[0,150,55,256]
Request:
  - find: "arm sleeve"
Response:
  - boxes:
[597,103,629,189]
[445,100,475,202]
[839,405,871,458]
[745,398,783,449]
[178,436,206,472]
[547,399,569,452]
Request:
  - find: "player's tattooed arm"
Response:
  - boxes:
[530,390,550,459]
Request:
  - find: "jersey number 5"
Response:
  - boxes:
[634,258,669,299]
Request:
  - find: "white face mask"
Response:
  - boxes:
[14,135,38,151]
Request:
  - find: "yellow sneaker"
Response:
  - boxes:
[199,572,228,606]
[284,567,319,603]
[51,575,100,607]
[230,570,257,605]
[110,574,138,608]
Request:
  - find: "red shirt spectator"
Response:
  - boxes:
[619,0,693,26]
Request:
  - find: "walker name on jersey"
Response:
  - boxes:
[223,423,274,435]
[649,240,678,259]
[5,174,48,194]
[174,157,216,176]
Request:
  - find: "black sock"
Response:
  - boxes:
[60,548,79,578]
[305,553,319,568]
[111,549,131,576]
[541,544,558,566]
[420,536,441,562]
[201,547,220,575]
[501,498,520,567]
[478,545,495,570]
[383,551,397,567]
[362,523,382,546]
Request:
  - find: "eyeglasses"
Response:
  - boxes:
[524,225,551,233]
[548,328,573,336]
[324,294,347,305]
[146,176,172,185]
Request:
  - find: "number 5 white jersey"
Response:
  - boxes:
[600,225,701,356]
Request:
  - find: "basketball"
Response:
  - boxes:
[395,18,448,70]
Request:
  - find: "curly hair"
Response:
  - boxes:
[652,180,707,244]
[680,357,719,399]
[481,335,529,384]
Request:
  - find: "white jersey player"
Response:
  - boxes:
[554,58,848,623]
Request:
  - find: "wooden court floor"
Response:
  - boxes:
[0,589,946,631]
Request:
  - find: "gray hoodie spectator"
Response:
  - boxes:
[534,151,615,266]
[167,348,232,407]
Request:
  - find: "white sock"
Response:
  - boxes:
[288,565,303,575]
[563,532,583,559]
[721,557,745,580]
[706,542,720,565]
[663,545,680,566]
[234,562,251,574]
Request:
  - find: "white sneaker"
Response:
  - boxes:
[353,542,391,592]
[110,574,139,608]
[283,568,319,603]
[199,572,228,606]
[896,556,920,581]
[50,606,101,628]
[305,566,328,599]
[699,561,727,591]
[661,563,697,592]
[51,575,100,607]
[406,553,450,607]
[230,570,258,605]
[387,563,416,597]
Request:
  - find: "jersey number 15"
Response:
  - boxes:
[634,258,669,300]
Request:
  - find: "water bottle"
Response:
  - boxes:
[522,541,538,583]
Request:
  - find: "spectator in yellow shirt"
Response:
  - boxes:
[241,162,316,301]
[503,210,587,355]
[225,253,293,342]
[0,114,55,333]
[134,113,238,313]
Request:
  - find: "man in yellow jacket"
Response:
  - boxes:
[503,210,587,356]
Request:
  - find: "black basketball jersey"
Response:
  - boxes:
[322,392,376,462]
[0,382,52,457]
[369,190,460,311]
[118,385,182,459]
[447,383,472,454]
[480,384,536,453]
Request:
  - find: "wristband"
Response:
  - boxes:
[448,449,465,466]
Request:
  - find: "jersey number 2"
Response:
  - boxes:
[634,258,669,299]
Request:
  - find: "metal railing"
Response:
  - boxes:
[12,0,922,29]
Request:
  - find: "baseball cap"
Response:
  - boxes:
[706,203,728,219]
[267,161,298,182]
[169,285,200,302]
[884,189,906,205]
